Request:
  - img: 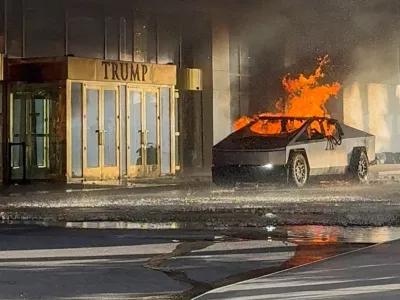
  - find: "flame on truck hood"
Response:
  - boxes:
[234,56,342,136]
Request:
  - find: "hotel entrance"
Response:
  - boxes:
[127,87,160,177]
[6,56,177,183]
[8,83,65,182]
[82,84,120,180]
[66,56,177,182]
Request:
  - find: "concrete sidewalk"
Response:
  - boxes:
[0,171,212,196]
[195,238,400,300]
[3,180,400,227]
[1,165,400,227]
[0,164,399,197]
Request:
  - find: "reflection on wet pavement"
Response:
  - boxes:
[1,222,399,299]
[2,220,400,245]
[283,226,400,244]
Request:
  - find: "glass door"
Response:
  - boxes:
[102,88,119,179]
[83,85,119,180]
[10,89,52,180]
[127,87,160,177]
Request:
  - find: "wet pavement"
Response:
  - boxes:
[2,181,400,227]
[0,224,399,299]
[1,179,400,298]
[194,238,400,300]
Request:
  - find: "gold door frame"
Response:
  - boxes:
[101,85,120,180]
[82,83,120,180]
[126,85,161,178]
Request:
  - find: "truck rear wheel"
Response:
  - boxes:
[349,149,369,184]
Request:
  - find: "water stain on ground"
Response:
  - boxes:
[1,221,399,300]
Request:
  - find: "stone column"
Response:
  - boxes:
[211,16,232,145]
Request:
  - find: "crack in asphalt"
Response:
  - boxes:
[143,241,215,300]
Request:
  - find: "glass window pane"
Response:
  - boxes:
[240,76,250,94]
[7,0,23,57]
[145,92,157,165]
[147,19,157,63]
[25,0,65,57]
[230,75,240,118]
[120,13,133,61]
[240,44,250,75]
[130,91,142,166]
[133,19,147,62]
[86,89,99,168]
[103,90,117,166]
[32,99,47,167]
[230,75,239,95]
[160,88,171,174]
[106,11,119,60]
[68,0,104,59]
[158,17,180,65]
[229,39,239,74]
[133,17,156,63]
[71,83,82,177]
[239,93,250,117]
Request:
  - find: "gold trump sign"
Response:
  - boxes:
[101,61,149,82]
[67,57,176,86]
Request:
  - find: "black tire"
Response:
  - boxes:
[348,149,369,184]
[288,152,309,188]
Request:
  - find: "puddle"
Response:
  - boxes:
[283,225,400,244]
[227,225,400,245]
[2,219,400,245]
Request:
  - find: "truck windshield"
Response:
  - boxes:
[240,118,307,137]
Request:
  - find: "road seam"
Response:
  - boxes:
[192,239,395,299]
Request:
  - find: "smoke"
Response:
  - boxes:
[232,0,400,114]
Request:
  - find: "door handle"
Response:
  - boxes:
[97,130,104,146]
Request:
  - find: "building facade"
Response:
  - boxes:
[0,0,398,184]
[226,0,400,160]
[0,0,223,183]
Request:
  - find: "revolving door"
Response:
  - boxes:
[8,84,65,181]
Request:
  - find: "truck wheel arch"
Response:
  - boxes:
[288,149,310,170]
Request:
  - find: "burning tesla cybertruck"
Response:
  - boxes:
[212,116,375,187]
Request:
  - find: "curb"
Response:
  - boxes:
[0,179,212,197]
[2,203,400,227]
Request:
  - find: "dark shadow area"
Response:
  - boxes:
[0,227,194,251]
[0,258,188,299]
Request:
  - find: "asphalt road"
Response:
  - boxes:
[195,238,400,300]
[0,226,188,300]
[0,226,298,300]
[1,224,398,300]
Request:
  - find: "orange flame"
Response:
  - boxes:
[234,55,342,135]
